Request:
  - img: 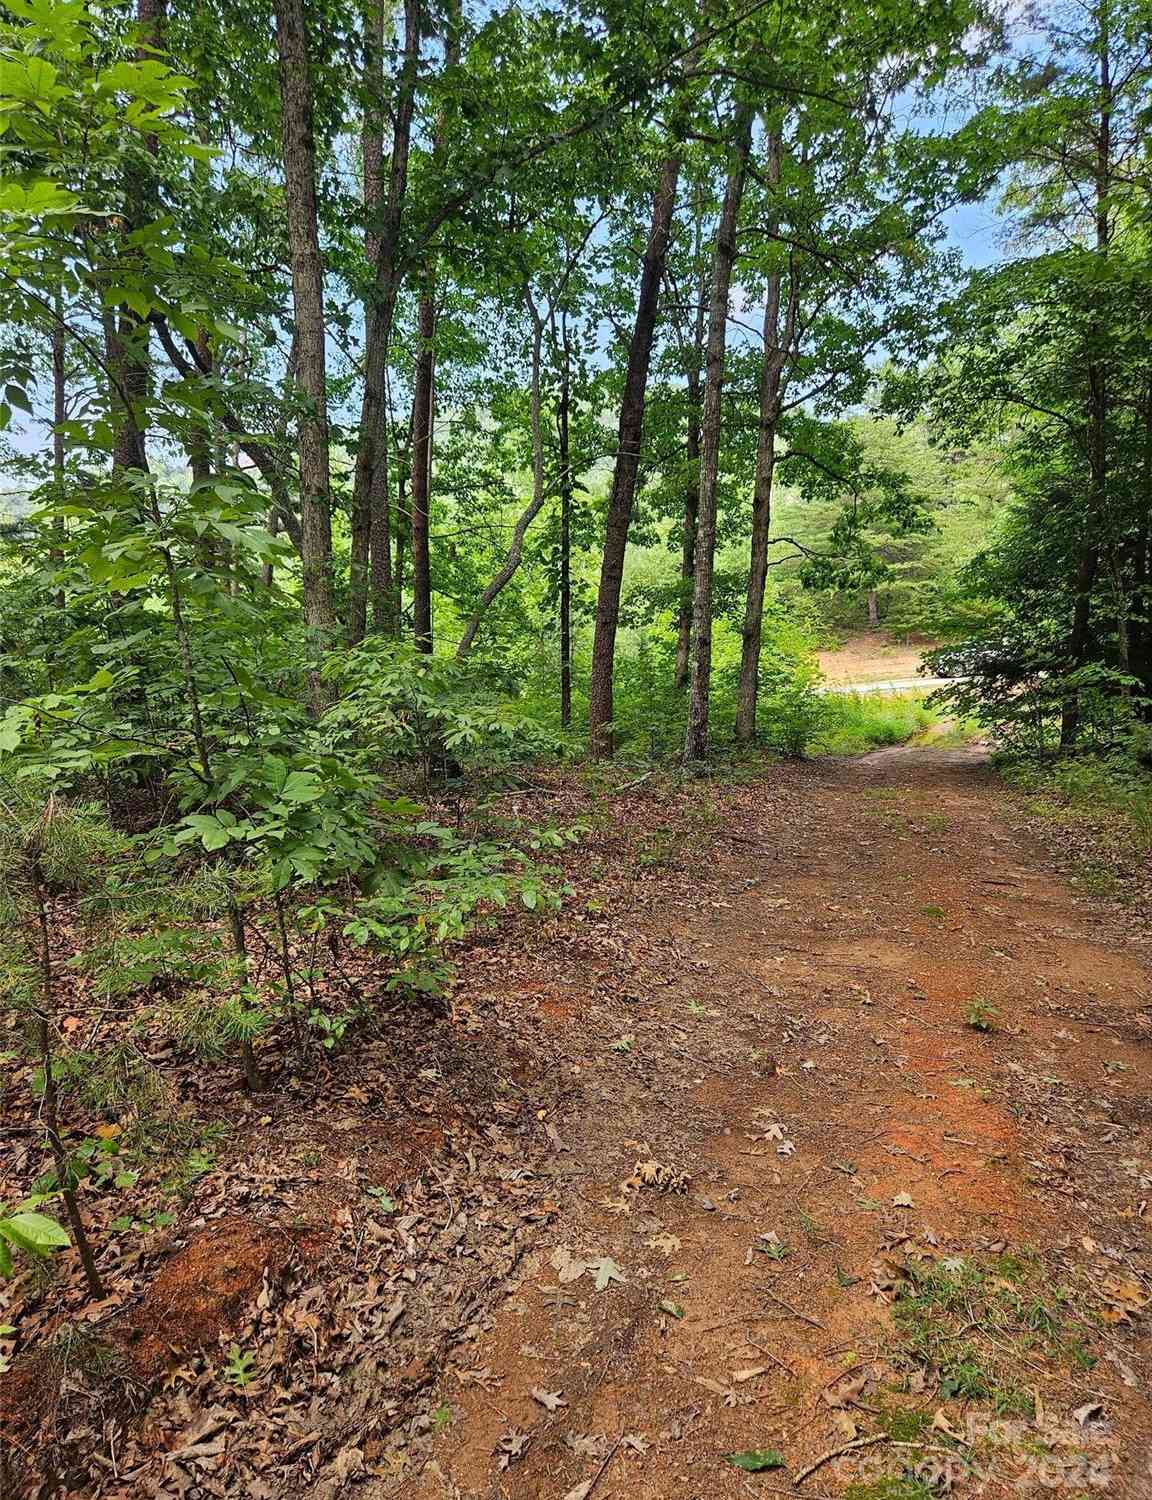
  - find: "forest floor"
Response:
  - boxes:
[5,725,1152,1499]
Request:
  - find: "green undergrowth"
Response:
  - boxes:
[888,1250,1090,1414]
[815,692,942,755]
[1002,751,1152,855]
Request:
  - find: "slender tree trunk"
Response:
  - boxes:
[261,506,280,588]
[408,0,460,654]
[410,287,436,651]
[393,461,408,631]
[587,154,681,756]
[1133,386,1152,705]
[275,0,337,689]
[684,106,754,766]
[108,0,167,472]
[29,852,104,1301]
[51,307,66,599]
[352,0,419,642]
[736,132,793,746]
[349,0,386,643]
[866,588,879,629]
[458,292,547,658]
[557,327,573,727]
[187,330,213,487]
[674,223,709,691]
[1061,15,1111,750]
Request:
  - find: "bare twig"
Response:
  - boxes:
[794,1432,887,1485]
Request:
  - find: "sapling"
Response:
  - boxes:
[1,791,105,1298]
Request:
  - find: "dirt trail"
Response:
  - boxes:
[401,746,1152,1500]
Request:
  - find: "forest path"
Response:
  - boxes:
[402,745,1152,1500]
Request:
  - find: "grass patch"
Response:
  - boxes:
[816,693,941,755]
[887,1250,1084,1415]
[844,1480,939,1500]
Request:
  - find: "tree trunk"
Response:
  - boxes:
[29,854,104,1301]
[261,506,280,589]
[1060,15,1111,750]
[674,220,709,692]
[410,286,436,651]
[107,0,166,473]
[736,131,792,746]
[51,306,66,595]
[866,588,879,628]
[352,0,420,642]
[683,108,753,765]
[275,0,337,690]
[393,460,408,631]
[557,321,573,727]
[587,153,681,757]
[349,0,387,643]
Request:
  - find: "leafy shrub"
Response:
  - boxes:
[322,641,559,780]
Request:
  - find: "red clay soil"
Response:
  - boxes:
[116,1218,295,1381]
[395,744,1152,1500]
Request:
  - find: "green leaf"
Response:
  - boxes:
[724,1450,787,1473]
[0,1211,70,1256]
[279,770,325,804]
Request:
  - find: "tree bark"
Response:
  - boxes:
[557,317,573,726]
[275,0,337,688]
[1060,10,1111,749]
[736,131,794,745]
[684,106,754,765]
[673,239,709,692]
[107,0,166,473]
[51,306,66,595]
[587,153,681,757]
[349,0,387,643]
[29,851,104,1301]
[351,0,420,641]
[410,286,436,651]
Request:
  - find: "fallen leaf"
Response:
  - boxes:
[531,1388,567,1413]
[892,1191,915,1208]
[695,1376,731,1398]
[831,1410,857,1440]
[551,1247,588,1284]
[494,1430,531,1470]
[1072,1402,1104,1427]
[725,1449,786,1472]
[659,1299,684,1319]
[822,1371,869,1409]
[587,1256,626,1291]
[731,1365,770,1383]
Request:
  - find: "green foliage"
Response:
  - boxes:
[222,1344,257,1388]
[323,642,559,780]
[965,999,998,1032]
[815,693,939,755]
[0,1208,70,1277]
